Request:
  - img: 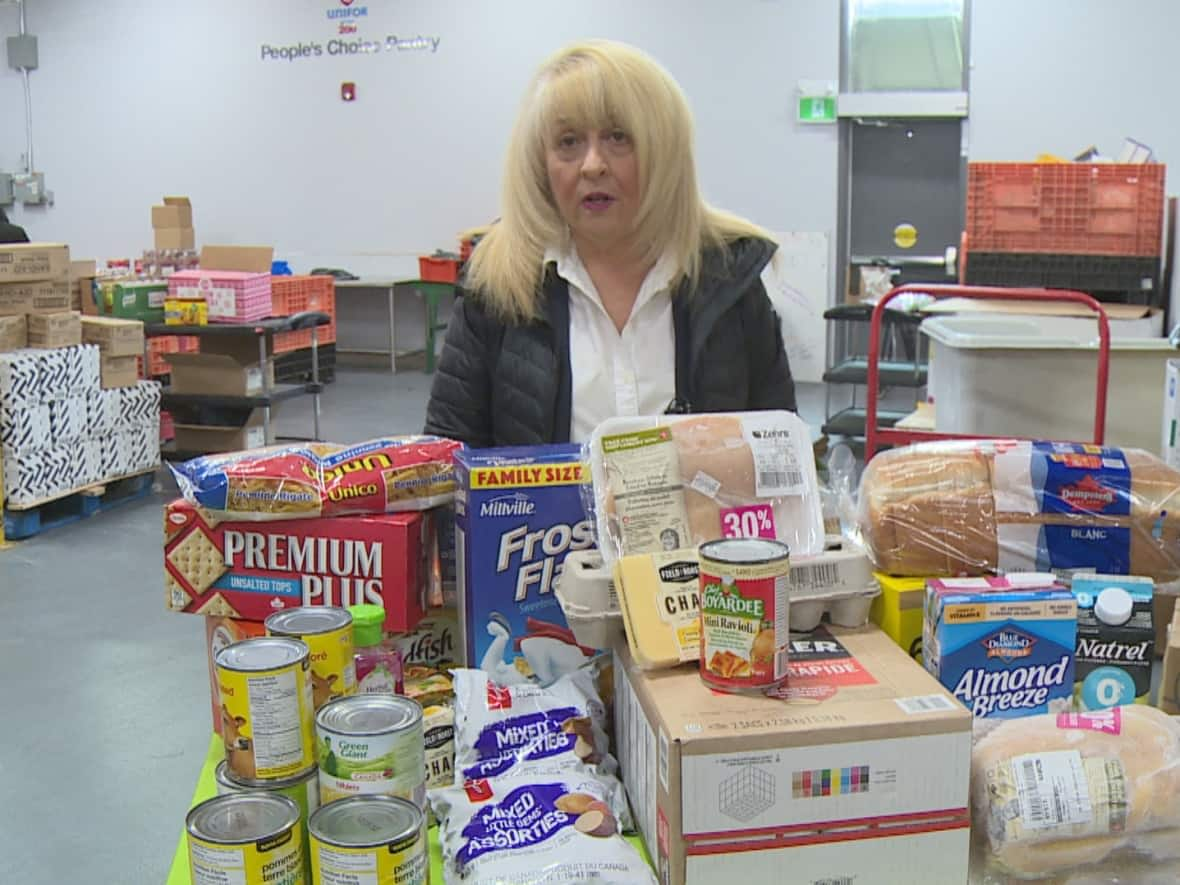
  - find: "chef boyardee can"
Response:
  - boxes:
[186,792,304,885]
[309,796,427,885]
[698,538,791,693]
[316,694,426,808]
[216,637,315,781]
[265,606,356,712]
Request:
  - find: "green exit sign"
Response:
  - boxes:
[798,95,836,124]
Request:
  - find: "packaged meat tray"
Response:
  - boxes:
[859,440,1180,583]
[587,411,824,567]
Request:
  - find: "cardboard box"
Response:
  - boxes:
[173,410,268,453]
[166,338,275,397]
[81,316,144,356]
[151,197,193,229]
[26,311,82,349]
[614,626,972,885]
[0,314,26,351]
[100,355,138,389]
[200,245,273,273]
[154,227,195,251]
[870,573,927,663]
[165,498,428,632]
[0,242,70,283]
[0,279,72,315]
[204,615,267,736]
[1160,608,1180,714]
[164,297,207,325]
[98,280,167,323]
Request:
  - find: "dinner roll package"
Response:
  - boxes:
[586,411,825,566]
[858,440,1180,583]
[972,706,1180,881]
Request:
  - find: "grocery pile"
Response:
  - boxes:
[171,422,1180,884]
[0,243,159,507]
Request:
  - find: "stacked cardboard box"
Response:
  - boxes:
[0,343,161,505]
[152,196,194,251]
[82,316,145,389]
[165,336,274,452]
[0,243,74,355]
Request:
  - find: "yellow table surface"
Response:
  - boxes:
[167,735,651,883]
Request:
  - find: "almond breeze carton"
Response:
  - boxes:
[454,445,598,686]
[924,575,1078,719]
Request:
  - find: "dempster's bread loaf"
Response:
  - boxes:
[972,705,1180,879]
[860,441,1180,583]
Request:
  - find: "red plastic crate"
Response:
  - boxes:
[271,275,336,319]
[273,320,337,354]
[966,163,1165,256]
[418,256,460,283]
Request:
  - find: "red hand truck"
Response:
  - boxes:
[863,284,1113,460]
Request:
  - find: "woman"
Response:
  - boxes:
[425,40,795,448]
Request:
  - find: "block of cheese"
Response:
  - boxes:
[972,705,1180,879]
[860,440,1180,584]
[615,550,700,669]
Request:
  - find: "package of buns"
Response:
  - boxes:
[859,440,1180,583]
[587,411,824,566]
[972,706,1180,881]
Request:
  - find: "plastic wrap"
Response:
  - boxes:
[586,411,824,567]
[971,706,1180,881]
[858,440,1180,583]
[169,436,462,520]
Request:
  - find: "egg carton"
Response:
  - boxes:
[789,539,880,632]
[555,549,622,650]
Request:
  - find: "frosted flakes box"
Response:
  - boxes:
[454,445,599,686]
[924,575,1078,719]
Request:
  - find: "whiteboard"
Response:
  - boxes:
[762,232,829,385]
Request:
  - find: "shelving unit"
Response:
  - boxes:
[144,312,330,459]
[822,303,927,440]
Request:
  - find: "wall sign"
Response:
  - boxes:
[260,0,440,61]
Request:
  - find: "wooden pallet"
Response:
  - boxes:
[3,467,158,540]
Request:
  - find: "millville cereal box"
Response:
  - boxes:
[453,445,598,685]
[164,499,428,632]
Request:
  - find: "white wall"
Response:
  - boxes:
[969,0,1180,164]
[0,0,839,278]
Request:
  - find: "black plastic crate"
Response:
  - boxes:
[964,252,1159,298]
[275,344,336,384]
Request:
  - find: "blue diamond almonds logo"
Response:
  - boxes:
[983,628,1036,663]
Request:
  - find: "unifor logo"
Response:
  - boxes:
[1059,475,1117,512]
[328,0,368,19]
[983,628,1036,662]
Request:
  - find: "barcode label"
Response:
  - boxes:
[813,878,855,885]
[894,694,958,715]
[791,562,841,590]
[759,469,803,489]
[1013,751,1092,832]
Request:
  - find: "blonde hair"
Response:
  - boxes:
[466,39,771,321]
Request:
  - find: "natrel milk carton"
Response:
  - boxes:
[454,445,598,686]
[1070,573,1154,710]
[924,575,1077,719]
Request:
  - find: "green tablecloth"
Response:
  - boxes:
[167,734,651,883]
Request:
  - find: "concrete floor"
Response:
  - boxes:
[0,370,834,884]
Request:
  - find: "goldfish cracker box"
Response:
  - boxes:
[454,445,597,685]
[924,575,1077,719]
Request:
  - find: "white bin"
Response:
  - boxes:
[922,314,1177,452]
